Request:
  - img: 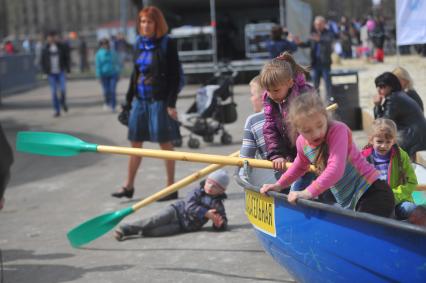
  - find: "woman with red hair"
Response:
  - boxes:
[112,6,181,201]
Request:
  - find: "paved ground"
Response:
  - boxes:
[3,53,424,283]
[0,80,299,283]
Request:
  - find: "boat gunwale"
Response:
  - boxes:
[235,172,426,237]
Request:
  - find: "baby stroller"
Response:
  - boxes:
[177,69,238,149]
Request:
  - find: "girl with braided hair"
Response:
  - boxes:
[261,52,317,191]
[261,94,395,217]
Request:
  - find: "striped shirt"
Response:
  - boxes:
[240,112,267,159]
[372,150,390,181]
[277,121,379,209]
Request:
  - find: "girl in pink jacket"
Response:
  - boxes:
[261,93,394,217]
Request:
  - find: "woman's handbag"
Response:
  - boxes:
[118,104,130,126]
[214,102,238,124]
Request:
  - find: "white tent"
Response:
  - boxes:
[396,0,426,45]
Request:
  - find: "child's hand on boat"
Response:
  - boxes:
[260,183,284,194]
[288,190,313,204]
[272,157,287,171]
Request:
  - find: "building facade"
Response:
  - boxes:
[0,0,135,39]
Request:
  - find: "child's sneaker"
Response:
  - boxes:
[113,229,125,241]
[408,206,426,227]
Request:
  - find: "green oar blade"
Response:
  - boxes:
[412,191,426,206]
[67,207,134,248]
[17,131,97,157]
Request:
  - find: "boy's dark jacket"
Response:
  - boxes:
[172,180,227,232]
[40,42,71,74]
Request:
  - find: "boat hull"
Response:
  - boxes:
[238,168,426,283]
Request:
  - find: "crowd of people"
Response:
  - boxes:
[109,7,426,245]
[1,6,426,239]
[265,13,426,65]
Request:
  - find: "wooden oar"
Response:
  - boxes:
[19,103,338,247]
[66,151,240,248]
[17,103,338,167]
[327,103,338,111]
[16,131,316,172]
[415,185,426,191]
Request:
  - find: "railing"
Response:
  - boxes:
[0,54,37,103]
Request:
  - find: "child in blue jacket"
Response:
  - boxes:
[95,38,120,112]
[113,169,229,241]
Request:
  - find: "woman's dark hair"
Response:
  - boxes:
[374,72,402,92]
[271,25,283,41]
[99,38,110,48]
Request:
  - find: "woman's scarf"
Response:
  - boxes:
[135,36,158,99]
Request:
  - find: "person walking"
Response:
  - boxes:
[111,6,181,201]
[40,31,71,117]
[0,123,13,210]
[95,38,120,112]
[266,25,298,58]
[371,16,386,63]
[297,16,334,101]
[79,37,89,73]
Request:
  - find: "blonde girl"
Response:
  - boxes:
[362,118,417,220]
[261,93,395,217]
[392,66,423,112]
[260,52,312,170]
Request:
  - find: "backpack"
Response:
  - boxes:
[99,51,116,76]
[159,35,185,94]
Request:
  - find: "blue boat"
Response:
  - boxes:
[236,167,426,283]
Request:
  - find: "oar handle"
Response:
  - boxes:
[132,151,240,211]
[416,184,426,191]
[97,145,316,172]
[327,103,338,112]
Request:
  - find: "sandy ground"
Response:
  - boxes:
[333,54,426,114]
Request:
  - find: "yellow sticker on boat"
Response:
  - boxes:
[245,190,276,237]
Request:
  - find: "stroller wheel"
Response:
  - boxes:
[172,138,183,148]
[220,133,232,145]
[203,135,214,143]
[188,138,200,149]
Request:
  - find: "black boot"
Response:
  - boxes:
[111,187,134,199]
[157,191,178,202]
[60,92,68,112]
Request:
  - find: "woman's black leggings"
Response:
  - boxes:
[356,179,395,217]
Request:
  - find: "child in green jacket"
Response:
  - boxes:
[362,118,417,220]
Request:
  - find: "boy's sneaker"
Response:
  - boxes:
[113,229,125,241]
[61,102,68,112]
